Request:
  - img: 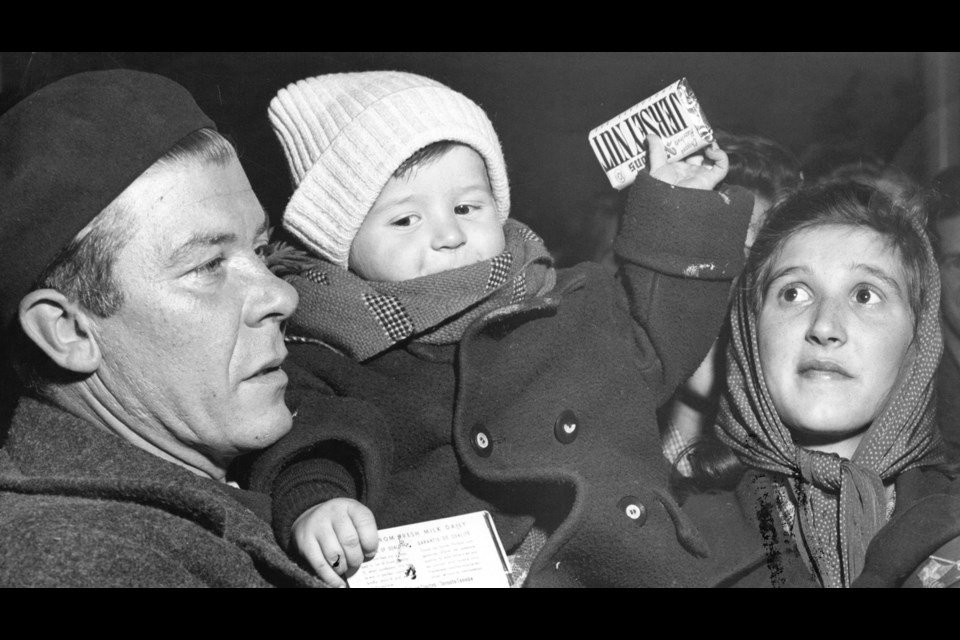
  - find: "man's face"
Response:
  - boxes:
[348,145,506,282]
[89,156,298,473]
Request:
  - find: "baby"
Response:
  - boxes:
[256,71,753,587]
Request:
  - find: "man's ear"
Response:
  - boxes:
[18,289,102,374]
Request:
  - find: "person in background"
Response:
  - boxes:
[925,165,960,464]
[800,141,918,203]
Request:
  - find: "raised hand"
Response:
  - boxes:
[647,132,729,191]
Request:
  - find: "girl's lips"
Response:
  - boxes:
[798,359,853,378]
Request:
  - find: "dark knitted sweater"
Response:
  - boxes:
[0,396,324,588]
[682,466,954,587]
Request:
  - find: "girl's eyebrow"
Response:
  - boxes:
[767,265,810,283]
[766,263,904,295]
[856,263,903,294]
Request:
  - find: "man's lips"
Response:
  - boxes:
[244,355,286,381]
[797,359,853,378]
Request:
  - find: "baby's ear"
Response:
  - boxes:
[18,289,101,373]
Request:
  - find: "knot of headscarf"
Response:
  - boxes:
[717,217,944,587]
[796,448,843,491]
[794,448,889,584]
[283,219,556,361]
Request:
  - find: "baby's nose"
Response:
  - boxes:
[431,213,467,250]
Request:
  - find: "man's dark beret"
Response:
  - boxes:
[0,69,216,329]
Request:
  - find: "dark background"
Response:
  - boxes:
[0,52,949,264]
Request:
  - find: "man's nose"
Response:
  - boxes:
[247,261,299,326]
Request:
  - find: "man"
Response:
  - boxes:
[0,69,323,587]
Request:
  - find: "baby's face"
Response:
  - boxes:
[348,145,505,282]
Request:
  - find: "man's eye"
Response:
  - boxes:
[194,256,224,275]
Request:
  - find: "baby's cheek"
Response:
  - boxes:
[492,227,507,254]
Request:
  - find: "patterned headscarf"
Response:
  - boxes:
[283,219,556,361]
[717,215,945,587]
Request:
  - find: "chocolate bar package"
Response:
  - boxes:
[588,78,714,190]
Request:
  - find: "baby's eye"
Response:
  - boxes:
[779,285,810,304]
[454,204,472,215]
[255,244,269,264]
[391,215,416,227]
[854,287,881,305]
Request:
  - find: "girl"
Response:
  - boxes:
[683,179,951,587]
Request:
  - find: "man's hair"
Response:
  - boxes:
[715,131,803,205]
[9,128,236,394]
[817,158,918,204]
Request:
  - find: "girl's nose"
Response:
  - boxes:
[806,297,846,347]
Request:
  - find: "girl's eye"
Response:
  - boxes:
[780,285,810,304]
[854,287,880,305]
[454,204,471,215]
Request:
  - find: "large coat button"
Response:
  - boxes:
[471,425,492,457]
[617,496,647,525]
[554,410,579,444]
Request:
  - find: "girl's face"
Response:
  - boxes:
[758,224,915,455]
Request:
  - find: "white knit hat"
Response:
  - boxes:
[269,70,511,268]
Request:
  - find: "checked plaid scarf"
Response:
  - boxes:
[282,219,556,361]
